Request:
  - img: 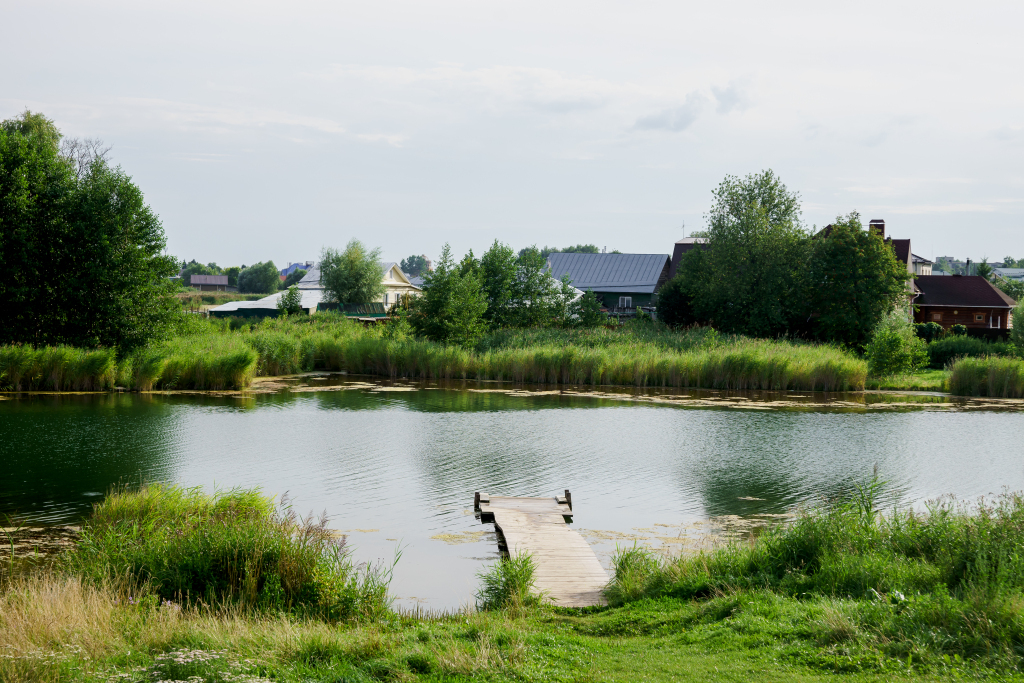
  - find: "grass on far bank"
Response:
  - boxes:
[865,368,949,391]
[0,315,868,393]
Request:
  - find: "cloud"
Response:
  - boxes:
[633,92,707,132]
[711,80,753,114]
[117,98,348,134]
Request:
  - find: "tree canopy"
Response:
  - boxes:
[408,244,488,346]
[280,268,307,289]
[0,111,179,350]
[319,240,385,304]
[400,254,428,277]
[237,261,279,294]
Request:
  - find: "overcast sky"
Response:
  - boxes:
[3,0,1022,267]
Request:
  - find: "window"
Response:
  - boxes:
[384,293,389,305]
[618,296,632,308]
[931,313,942,322]
[974,313,985,323]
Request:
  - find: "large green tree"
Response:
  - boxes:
[686,170,808,336]
[480,240,519,328]
[804,213,909,348]
[237,261,280,294]
[408,244,488,346]
[1,111,178,350]
[319,240,385,304]
[400,254,428,277]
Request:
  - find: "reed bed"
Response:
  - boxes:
[1,316,868,392]
[948,355,1024,398]
[0,345,117,391]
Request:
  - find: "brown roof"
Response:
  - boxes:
[190,274,229,285]
[890,239,911,265]
[669,237,707,279]
[914,275,1016,308]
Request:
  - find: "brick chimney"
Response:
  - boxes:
[868,219,885,239]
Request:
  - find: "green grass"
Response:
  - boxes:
[864,369,949,391]
[948,356,1024,398]
[62,484,393,621]
[5,485,1024,681]
[1,315,870,392]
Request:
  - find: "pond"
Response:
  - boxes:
[2,377,1023,611]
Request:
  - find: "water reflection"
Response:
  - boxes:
[2,383,1023,610]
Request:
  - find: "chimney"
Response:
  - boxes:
[868,219,885,239]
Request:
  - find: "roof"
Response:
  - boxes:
[295,262,421,290]
[547,253,671,294]
[994,267,1024,280]
[911,253,932,265]
[190,274,228,285]
[890,239,911,265]
[914,275,1017,308]
[210,288,324,313]
[669,237,707,279]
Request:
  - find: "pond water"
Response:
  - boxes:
[2,377,1023,611]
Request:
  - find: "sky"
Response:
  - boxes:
[3,0,1023,268]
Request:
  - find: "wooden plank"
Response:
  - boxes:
[477,492,607,607]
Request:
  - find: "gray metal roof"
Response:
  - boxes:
[546,253,670,293]
[190,274,229,285]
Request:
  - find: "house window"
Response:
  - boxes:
[384,293,389,305]
[974,313,985,323]
[931,313,942,322]
[619,296,632,308]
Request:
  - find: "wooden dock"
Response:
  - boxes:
[474,490,608,607]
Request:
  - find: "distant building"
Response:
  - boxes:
[993,267,1024,282]
[209,262,422,319]
[189,274,232,292]
[280,261,314,277]
[546,252,671,310]
[669,237,707,279]
[913,275,1016,330]
[911,254,933,276]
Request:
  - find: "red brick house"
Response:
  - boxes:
[913,275,1016,330]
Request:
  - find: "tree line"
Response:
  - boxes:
[658,171,911,349]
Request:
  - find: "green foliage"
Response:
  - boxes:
[975,258,994,281]
[537,243,600,258]
[480,240,519,328]
[605,486,1024,668]
[280,268,307,289]
[951,324,967,336]
[179,259,222,286]
[682,170,808,336]
[63,484,391,620]
[914,321,943,343]
[399,254,428,277]
[223,265,241,287]
[277,286,303,315]
[948,356,1024,397]
[805,213,909,347]
[408,244,488,347]
[1013,301,1024,349]
[319,240,385,305]
[996,277,1024,304]
[865,303,928,376]
[572,289,607,328]
[0,114,179,351]
[237,260,280,294]
[479,240,566,329]
[926,335,1019,370]
[476,551,539,612]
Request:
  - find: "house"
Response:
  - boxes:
[669,237,707,279]
[546,252,671,310]
[280,261,314,277]
[994,267,1024,282]
[190,274,232,292]
[911,254,933,276]
[913,275,1016,330]
[209,261,421,319]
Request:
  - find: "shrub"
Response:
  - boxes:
[951,324,968,336]
[1012,301,1024,349]
[914,321,943,343]
[865,301,927,376]
[476,552,539,612]
[927,336,1018,369]
[63,484,391,620]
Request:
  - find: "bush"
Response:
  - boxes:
[927,335,1018,369]
[914,321,943,343]
[1012,301,1024,349]
[476,552,539,612]
[866,329,927,376]
[63,484,392,620]
[951,324,968,336]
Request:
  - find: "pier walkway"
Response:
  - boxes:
[474,490,608,607]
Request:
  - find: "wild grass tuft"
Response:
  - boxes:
[63,484,391,621]
[476,551,540,613]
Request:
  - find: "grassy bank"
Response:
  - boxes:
[4,484,1024,681]
[1,316,868,392]
[948,356,1024,398]
[864,369,948,391]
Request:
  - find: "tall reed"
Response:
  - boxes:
[948,356,1024,398]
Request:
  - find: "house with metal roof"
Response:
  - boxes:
[913,275,1016,330]
[546,252,671,310]
[189,274,232,292]
[210,262,421,319]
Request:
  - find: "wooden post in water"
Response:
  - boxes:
[474,491,481,511]
[564,489,572,510]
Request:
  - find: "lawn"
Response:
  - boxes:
[864,369,948,391]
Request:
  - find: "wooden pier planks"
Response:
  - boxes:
[475,492,608,607]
